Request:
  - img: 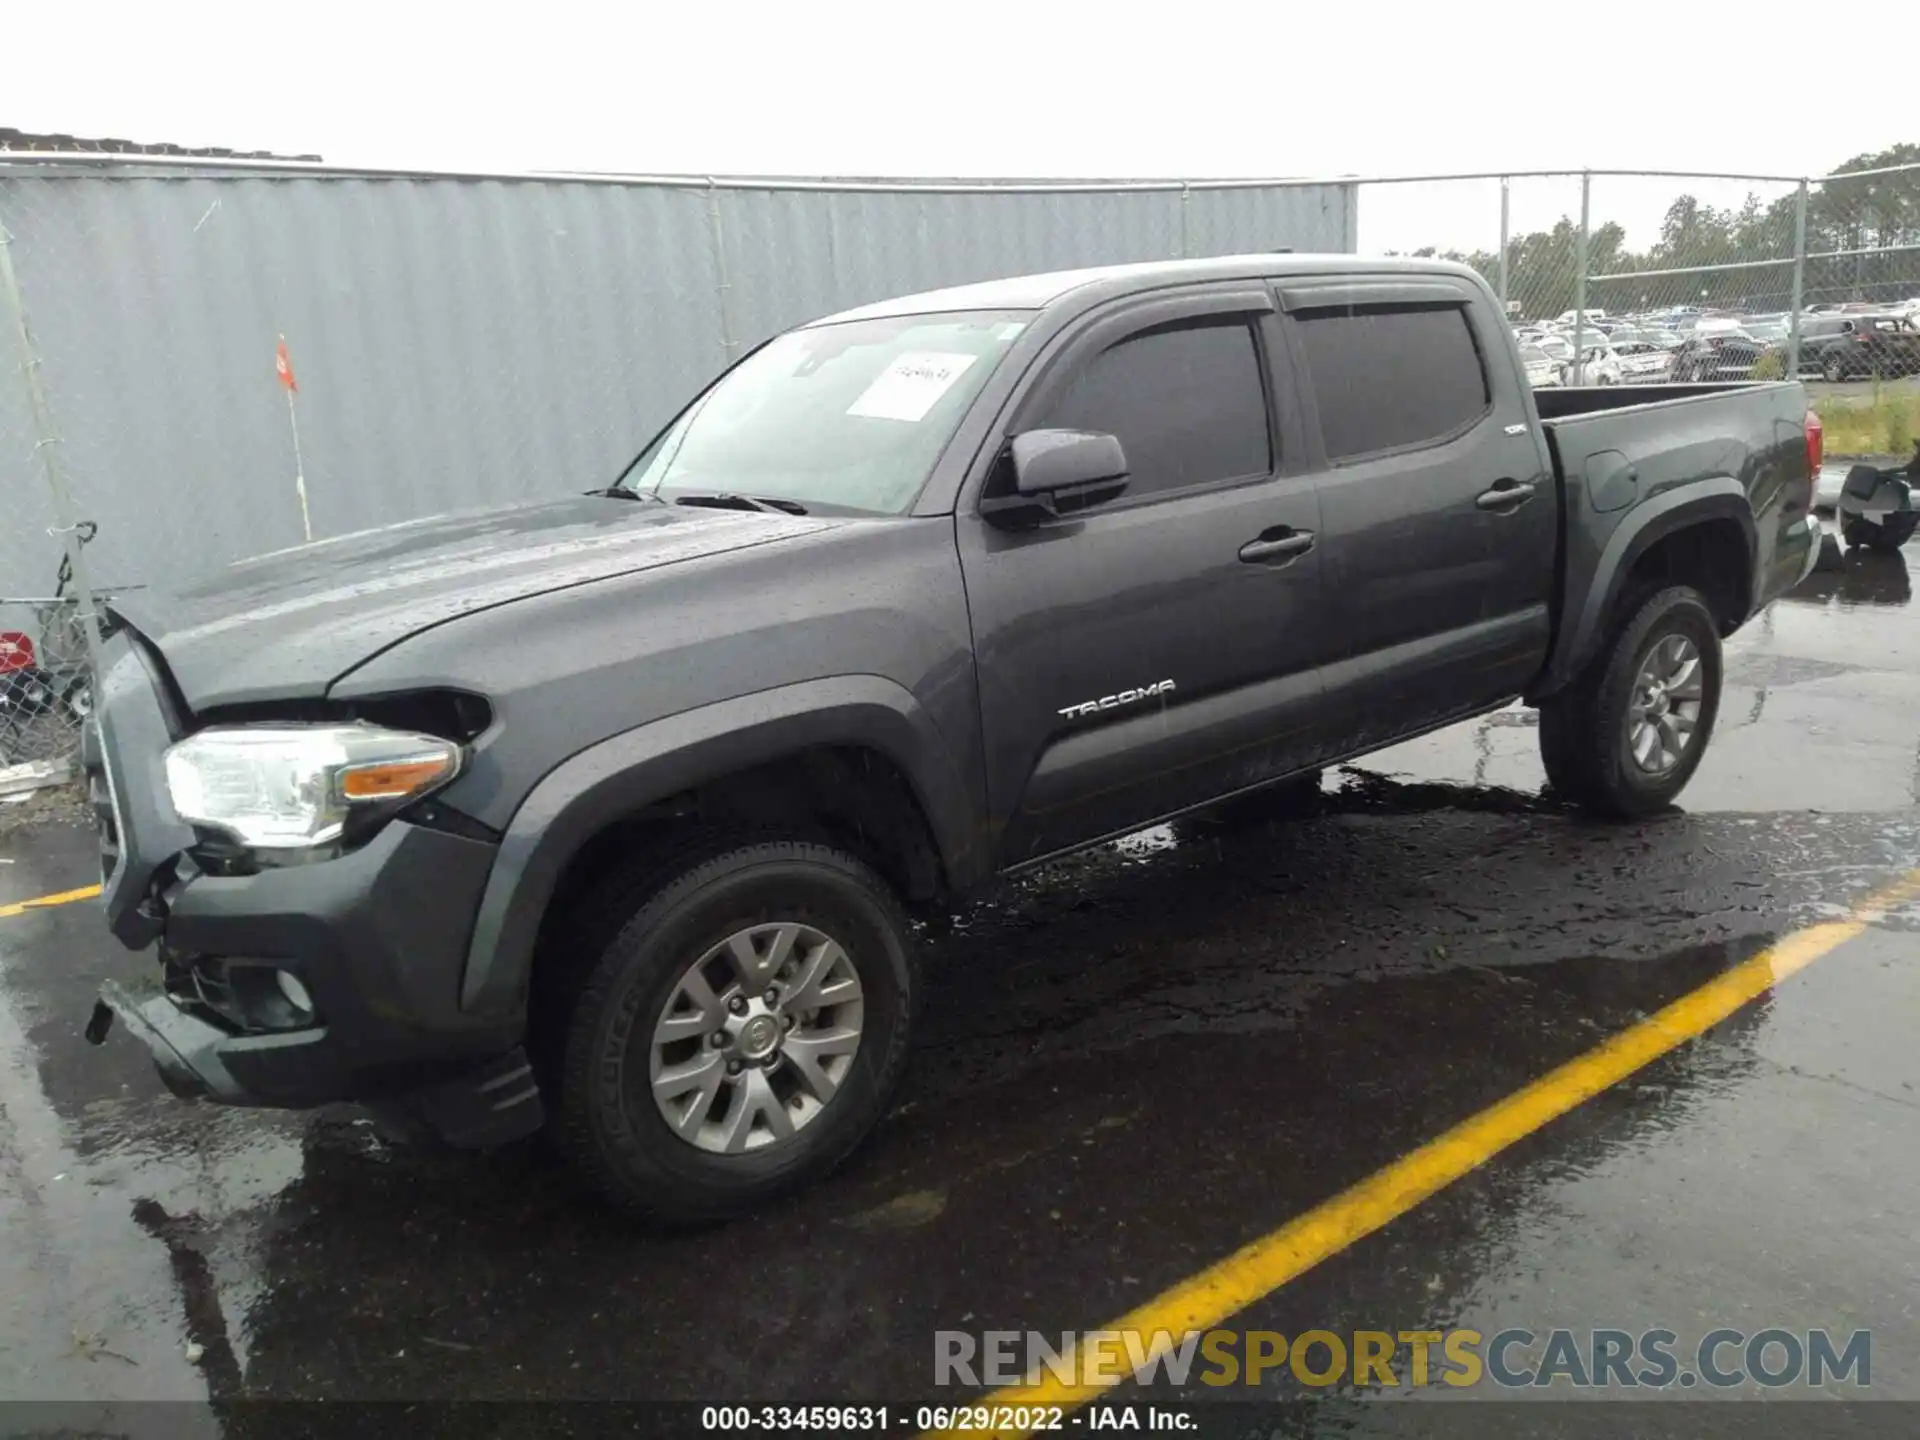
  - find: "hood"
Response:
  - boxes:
[113,495,834,708]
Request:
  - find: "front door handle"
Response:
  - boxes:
[1476,479,1537,512]
[1239,529,1315,564]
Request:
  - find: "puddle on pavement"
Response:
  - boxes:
[4,691,1918,1402]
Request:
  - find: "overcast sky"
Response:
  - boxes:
[12,1,1915,254]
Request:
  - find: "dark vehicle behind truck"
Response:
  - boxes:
[85,256,1823,1220]
[1668,330,1766,382]
[1789,313,1920,382]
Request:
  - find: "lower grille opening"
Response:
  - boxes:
[162,951,318,1034]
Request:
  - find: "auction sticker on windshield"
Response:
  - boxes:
[847,351,979,422]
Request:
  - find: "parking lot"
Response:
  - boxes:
[4,523,1920,1435]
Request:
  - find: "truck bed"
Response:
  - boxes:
[1527,379,1818,697]
[1532,381,1758,421]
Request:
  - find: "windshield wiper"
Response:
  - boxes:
[582,485,657,501]
[672,491,809,516]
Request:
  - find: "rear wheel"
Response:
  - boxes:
[548,839,917,1222]
[1823,354,1847,383]
[1538,587,1721,818]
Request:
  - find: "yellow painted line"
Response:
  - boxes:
[0,884,101,920]
[947,867,1920,1435]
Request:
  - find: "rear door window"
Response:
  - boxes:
[1296,306,1491,461]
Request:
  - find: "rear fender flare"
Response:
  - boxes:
[1534,478,1754,698]
[458,676,980,1016]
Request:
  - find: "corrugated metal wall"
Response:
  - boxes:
[0,163,1355,596]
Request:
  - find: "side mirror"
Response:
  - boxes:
[981,429,1129,526]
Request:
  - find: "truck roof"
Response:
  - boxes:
[809,253,1483,326]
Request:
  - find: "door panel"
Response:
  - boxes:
[957,297,1332,865]
[1290,296,1556,746]
[961,476,1327,862]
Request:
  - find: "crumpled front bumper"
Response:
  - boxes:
[80,630,543,1146]
[91,979,290,1103]
[88,981,541,1145]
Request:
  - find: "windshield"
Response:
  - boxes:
[620,310,1029,514]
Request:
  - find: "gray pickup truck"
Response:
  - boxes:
[84,255,1823,1220]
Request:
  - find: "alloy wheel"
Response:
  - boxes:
[647,921,864,1154]
[1626,633,1704,775]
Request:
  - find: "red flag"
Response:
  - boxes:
[275,337,298,393]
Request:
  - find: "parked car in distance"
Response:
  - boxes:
[82,254,1824,1221]
[1565,342,1626,386]
[1610,328,1683,350]
[1669,331,1765,382]
[1793,313,1920,381]
[1613,341,1674,382]
[1534,333,1575,362]
[1554,308,1610,327]
[1519,343,1562,387]
[1742,315,1790,347]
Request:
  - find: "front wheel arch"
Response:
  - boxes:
[460,678,979,1018]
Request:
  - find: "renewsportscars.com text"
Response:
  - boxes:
[934,1327,1871,1391]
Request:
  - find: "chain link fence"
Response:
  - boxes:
[1,210,104,785]
[1361,161,1920,453]
[0,596,89,767]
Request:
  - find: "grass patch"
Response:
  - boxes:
[1813,386,1920,456]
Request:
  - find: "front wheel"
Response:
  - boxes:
[549,839,917,1222]
[1538,586,1722,818]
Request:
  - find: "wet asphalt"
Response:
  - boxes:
[3,529,1920,1434]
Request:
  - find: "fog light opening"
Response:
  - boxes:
[275,970,314,1021]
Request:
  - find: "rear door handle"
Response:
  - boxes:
[1476,480,1537,512]
[1239,529,1315,564]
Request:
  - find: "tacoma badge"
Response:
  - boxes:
[1058,679,1176,720]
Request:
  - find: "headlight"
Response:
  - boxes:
[163,724,464,852]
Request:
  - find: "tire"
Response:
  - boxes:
[59,676,92,723]
[549,839,917,1222]
[1843,513,1918,552]
[1823,354,1846,384]
[1537,586,1722,818]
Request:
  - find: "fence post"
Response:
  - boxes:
[1572,170,1590,383]
[1496,176,1511,315]
[1787,179,1809,380]
[704,180,738,363]
[0,213,105,685]
[1178,183,1191,260]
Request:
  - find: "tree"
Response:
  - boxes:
[1461,145,1920,320]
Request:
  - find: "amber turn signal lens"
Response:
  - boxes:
[340,756,454,800]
